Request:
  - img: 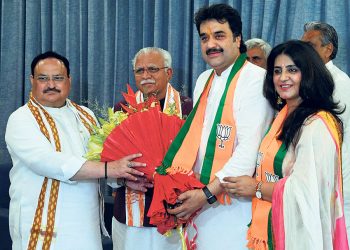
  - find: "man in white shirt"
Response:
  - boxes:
[302,21,350,239]
[167,4,273,249]
[5,51,145,250]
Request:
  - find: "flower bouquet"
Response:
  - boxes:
[85,85,203,247]
[86,85,185,179]
[85,108,128,161]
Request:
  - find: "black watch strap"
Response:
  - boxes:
[202,186,217,204]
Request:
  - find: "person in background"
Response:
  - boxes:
[112,47,192,250]
[222,40,349,249]
[245,38,272,69]
[5,51,145,250]
[166,4,273,249]
[302,21,350,239]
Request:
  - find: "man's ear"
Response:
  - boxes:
[67,76,72,92]
[324,43,334,60]
[30,75,34,87]
[234,35,242,48]
[166,67,173,81]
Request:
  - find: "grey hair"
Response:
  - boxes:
[245,38,272,57]
[303,21,338,60]
[132,47,172,70]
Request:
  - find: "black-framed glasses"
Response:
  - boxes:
[134,66,168,75]
[35,75,66,83]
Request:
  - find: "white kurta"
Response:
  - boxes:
[5,103,102,250]
[190,62,273,249]
[326,60,350,239]
[111,218,181,250]
[281,117,340,249]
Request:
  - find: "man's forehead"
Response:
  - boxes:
[302,30,322,42]
[35,58,65,72]
[200,19,230,34]
[135,52,163,66]
[37,58,63,66]
[248,47,264,54]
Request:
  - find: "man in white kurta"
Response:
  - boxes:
[5,51,145,250]
[167,4,273,249]
[302,22,350,238]
[190,60,272,250]
[6,102,102,250]
[111,48,192,250]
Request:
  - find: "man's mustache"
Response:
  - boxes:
[206,47,224,55]
[43,88,61,93]
[140,79,156,85]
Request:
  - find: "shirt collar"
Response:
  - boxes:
[214,63,234,78]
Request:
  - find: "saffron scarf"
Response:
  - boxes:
[157,54,247,204]
[247,105,288,250]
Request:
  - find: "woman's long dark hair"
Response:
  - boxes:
[263,40,344,148]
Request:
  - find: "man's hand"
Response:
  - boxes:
[221,175,256,198]
[125,176,153,192]
[71,153,146,180]
[167,189,207,220]
[107,153,146,181]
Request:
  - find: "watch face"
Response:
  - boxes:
[256,191,262,199]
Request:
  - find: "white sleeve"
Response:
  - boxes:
[216,68,273,180]
[193,70,212,105]
[107,179,119,188]
[5,108,85,182]
[282,119,336,249]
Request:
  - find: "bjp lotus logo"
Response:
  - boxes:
[216,123,232,149]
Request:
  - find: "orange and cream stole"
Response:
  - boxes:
[165,62,247,204]
[248,107,348,250]
[314,111,348,250]
[27,94,96,250]
[247,105,288,250]
[272,111,348,250]
[135,83,182,117]
[125,83,182,226]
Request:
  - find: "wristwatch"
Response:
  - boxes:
[202,186,217,204]
[255,181,263,199]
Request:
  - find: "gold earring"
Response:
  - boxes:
[277,96,283,105]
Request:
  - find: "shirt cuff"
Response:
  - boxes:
[215,166,254,183]
[61,157,87,183]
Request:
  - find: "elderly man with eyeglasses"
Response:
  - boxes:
[5,51,146,250]
[112,47,192,250]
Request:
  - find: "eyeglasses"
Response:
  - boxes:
[35,75,66,83]
[134,66,168,75]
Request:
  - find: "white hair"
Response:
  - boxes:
[245,38,272,57]
[132,47,172,70]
